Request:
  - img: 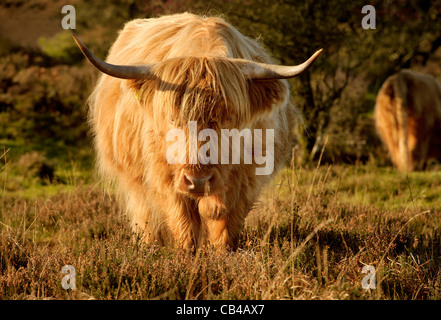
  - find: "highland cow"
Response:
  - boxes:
[374,69,441,172]
[74,13,321,249]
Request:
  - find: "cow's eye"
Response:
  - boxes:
[170,119,176,126]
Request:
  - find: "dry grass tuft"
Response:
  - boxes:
[1,149,441,299]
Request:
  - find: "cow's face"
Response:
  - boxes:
[143,57,286,203]
[165,112,234,199]
[163,106,240,220]
[155,66,238,199]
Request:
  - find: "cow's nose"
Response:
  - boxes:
[183,173,213,194]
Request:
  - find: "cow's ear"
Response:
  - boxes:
[126,79,156,104]
[248,79,288,116]
[127,79,143,91]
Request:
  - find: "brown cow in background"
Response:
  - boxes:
[374,69,441,172]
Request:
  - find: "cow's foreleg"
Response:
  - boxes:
[205,213,246,250]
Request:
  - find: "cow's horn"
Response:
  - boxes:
[239,49,323,80]
[72,34,154,80]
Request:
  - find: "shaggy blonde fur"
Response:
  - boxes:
[88,13,298,249]
[374,69,441,172]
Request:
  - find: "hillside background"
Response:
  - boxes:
[2,0,441,173]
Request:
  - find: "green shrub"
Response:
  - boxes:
[38,31,83,65]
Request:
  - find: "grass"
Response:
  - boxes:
[0,148,440,300]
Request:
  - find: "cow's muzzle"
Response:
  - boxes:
[177,169,222,196]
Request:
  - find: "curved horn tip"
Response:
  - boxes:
[310,48,324,60]
[71,33,88,57]
[71,33,81,47]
